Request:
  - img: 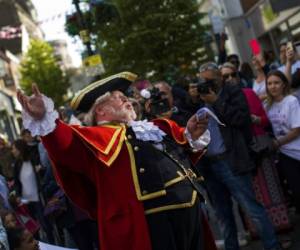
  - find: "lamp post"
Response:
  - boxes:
[73,0,93,56]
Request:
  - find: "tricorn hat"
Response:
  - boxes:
[70,72,138,112]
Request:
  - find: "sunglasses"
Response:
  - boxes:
[229,60,239,64]
[222,72,238,80]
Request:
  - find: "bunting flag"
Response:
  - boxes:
[0,26,22,39]
[36,9,75,25]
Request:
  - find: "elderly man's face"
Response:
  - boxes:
[97,91,137,122]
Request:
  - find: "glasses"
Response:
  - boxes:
[199,62,219,73]
[222,72,238,80]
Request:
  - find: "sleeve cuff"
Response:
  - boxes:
[22,95,59,137]
[184,129,210,151]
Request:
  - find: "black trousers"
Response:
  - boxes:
[27,201,55,243]
[68,219,99,250]
[146,198,204,250]
[278,153,300,211]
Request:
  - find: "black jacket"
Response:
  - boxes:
[203,84,255,175]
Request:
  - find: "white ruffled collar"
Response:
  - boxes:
[128,120,166,143]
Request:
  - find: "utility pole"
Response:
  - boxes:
[73,0,93,56]
[72,0,104,78]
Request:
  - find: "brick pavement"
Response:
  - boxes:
[241,214,300,250]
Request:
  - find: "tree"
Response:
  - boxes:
[20,40,70,106]
[66,0,213,83]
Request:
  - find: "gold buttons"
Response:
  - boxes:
[134,146,139,151]
[142,190,148,195]
[127,134,132,139]
[139,168,145,173]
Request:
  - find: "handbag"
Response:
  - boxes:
[43,189,67,219]
[250,134,274,161]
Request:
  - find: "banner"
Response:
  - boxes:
[0,26,22,40]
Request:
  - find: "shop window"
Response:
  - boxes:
[3,74,14,86]
[0,58,14,86]
[0,59,6,78]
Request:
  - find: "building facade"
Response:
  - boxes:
[0,0,44,141]
[0,49,22,141]
[201,0,300,63]
[0,0,43,55]
[48,39,74,72]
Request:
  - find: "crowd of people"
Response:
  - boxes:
[0,39,299,250]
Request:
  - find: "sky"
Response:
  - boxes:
[31,0,84,67]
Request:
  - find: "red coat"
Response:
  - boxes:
[42,119,216,250]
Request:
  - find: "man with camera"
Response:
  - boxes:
[143,81,197,126]
[196,62,281,250]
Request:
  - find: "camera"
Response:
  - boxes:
[196,78,217,94]
[141,87,171,116]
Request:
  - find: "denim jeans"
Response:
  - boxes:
[201,159,279,250]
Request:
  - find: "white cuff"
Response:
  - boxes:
[22,95,59,137]
[184,129,210,151]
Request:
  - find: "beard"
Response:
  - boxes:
[109,102,137,122]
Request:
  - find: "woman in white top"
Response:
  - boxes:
[12,140,39,205]
[252,54,267,101]
[11,140,43,237]
[265,70,300,211]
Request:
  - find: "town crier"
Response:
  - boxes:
[17,72,217,250]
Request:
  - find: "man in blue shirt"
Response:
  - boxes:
[196,62,281,250]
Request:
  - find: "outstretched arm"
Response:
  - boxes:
[17,84,47,120]
[17,85,86,172]
[17,84,60,138]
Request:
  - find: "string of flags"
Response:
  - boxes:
[0,26,22,39]
[34,0,98,25]
[36,10,73,26]
[0,1,102,40]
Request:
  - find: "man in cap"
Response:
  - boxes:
[17,72,217,250]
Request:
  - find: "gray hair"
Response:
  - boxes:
[84,92,112,126]
[199,62,219,73]
[219,62,237,72]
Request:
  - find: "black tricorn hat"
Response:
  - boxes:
[70,72,138,112]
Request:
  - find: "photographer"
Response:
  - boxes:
[143,81,195,126]
[196,62,280,250]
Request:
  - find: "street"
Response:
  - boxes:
[242,214,300,250]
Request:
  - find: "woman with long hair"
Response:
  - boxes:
[11,140,53,243]
[252,55,268,101]
[265,70,300,213]
[11,140,40,209]
[220,64,291,240]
